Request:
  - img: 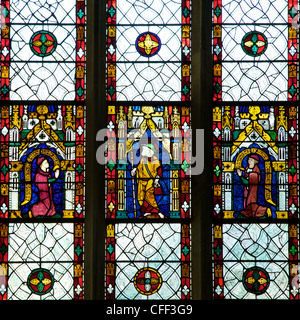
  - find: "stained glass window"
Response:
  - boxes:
[212,0,299,299]
[0,0,86,299]
[105,0,192,299]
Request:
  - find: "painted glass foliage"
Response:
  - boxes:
[105,0,192,299]
[0,0,86,299]
[212,0,299,299]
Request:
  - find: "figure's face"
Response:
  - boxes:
[141,146,154,158]
[248,157,256,168]
[40,159,50,172]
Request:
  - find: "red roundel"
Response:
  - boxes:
[27,268,54,295]
[242,267,270,295]
[241,31,268,57]
[134,267,162,295]
[29,31,57,57]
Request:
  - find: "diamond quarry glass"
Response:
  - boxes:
[0,0,86,300]
[105,0,192,300]
[212,0,299,300]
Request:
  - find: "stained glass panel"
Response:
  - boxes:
[6,223,79,299]
[107,0,191,102]
[105,0,192,300]
[212,0,299,300]
[213,0,298,102]
[0,0,85,300]
[1,0,85,101]
[110,223,189,299]
[105,105,191,220]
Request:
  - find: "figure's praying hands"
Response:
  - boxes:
[55,169,60,179]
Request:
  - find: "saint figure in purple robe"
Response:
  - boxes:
[31,156,60,217]
[237,154,272,218]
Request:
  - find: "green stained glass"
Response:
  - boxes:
[29,31,58,57]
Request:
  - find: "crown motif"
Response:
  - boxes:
[214,225,222,238]
[213,25,221,37]
[0,224,8,237]
[215,264,223,278]
[258,113,269,119]
[107,224,115,237]
[214,64,221,76]
[213,107,221,122]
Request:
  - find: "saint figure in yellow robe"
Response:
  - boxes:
[131,143,164,218]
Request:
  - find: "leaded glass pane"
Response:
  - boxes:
[212,0,299,300]
[213,0,298,102]
[105,0,192,300]
[115,262,182,299]
[107,0,191,102]
[116,0,182,25]
[2,0,85,101]
[223,261,290,299]
[112,223,184,299]
[222,224,289,261]
[7,223,77,299]
[10,0,77,24]
[115,223,182,261]
[0,0,86,300]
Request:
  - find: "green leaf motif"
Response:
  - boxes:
[37,282,44,293]
[77,8,85,19]
[214,165,221,177]
[214,6,221,18]
[107,243,114,255]
[37,271,45,281]
[289,165,297,176]
[182,245,190,256]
